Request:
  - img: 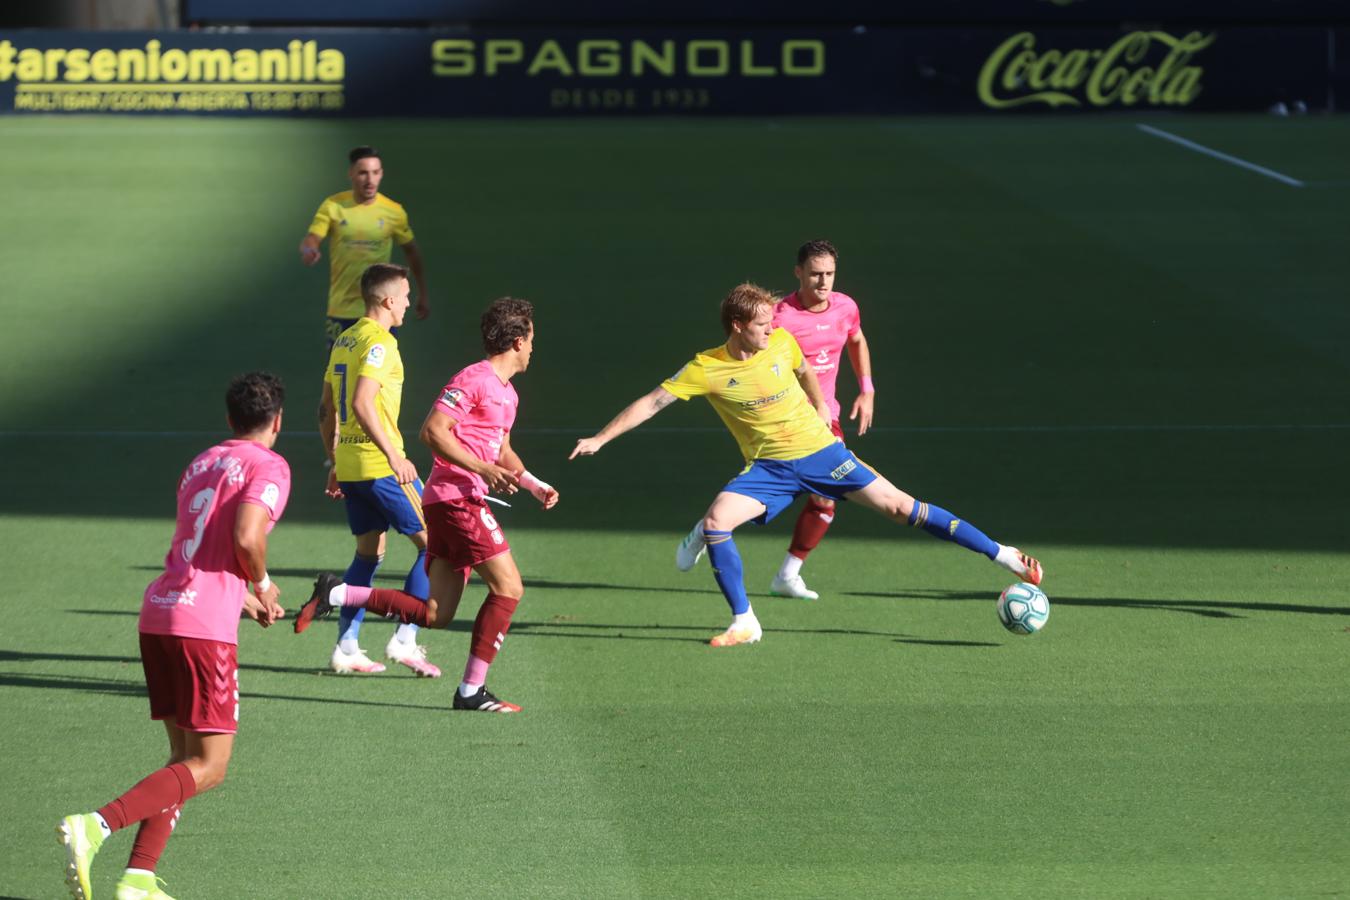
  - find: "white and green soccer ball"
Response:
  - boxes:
[997,583,1050,635]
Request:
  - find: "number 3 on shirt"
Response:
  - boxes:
[181,487,215,562]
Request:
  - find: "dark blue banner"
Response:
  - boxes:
[0,27,1334,116]
[183,0,1350,25]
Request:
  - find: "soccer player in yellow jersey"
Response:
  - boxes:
[300,146,431,348]
[318,263,438,676]
[570,283,1043,647]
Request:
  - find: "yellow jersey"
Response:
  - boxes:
[327,318,405,480]
[661,328,836,462]
[308,191,414,318]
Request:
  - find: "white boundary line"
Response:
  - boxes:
[2,424,1347,439]
[1136,124,1305,188]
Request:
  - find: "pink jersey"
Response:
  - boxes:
[139,439,291,644]
[423,359,519,504]
[773,290,862,421]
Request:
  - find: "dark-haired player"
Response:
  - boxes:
[297,298,559,714]
[299,145,431,348]
[319,263,439,677]
[768,240,875,599]
[568,284,1041,647]
[58,373,291,900]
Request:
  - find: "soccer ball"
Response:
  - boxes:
[997,583,1050,635]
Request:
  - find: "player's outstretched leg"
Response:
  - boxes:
[676,520,707,571]
[850,476,1044,585]
[385,548,441,678]
[771,496,832,600]
[296,574,433,634]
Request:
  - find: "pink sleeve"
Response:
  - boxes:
[241,457,291,524]
[433,375,477,424]
[848,299,862,338]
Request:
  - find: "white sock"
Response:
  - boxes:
[778,553,803,581]
[995,544,1017,571]
[458,682,481,697]
[732,609,757,628]
[92,812,112,839]
[328,584,348,606]
[394,623,418,644]
[338,639,360,655]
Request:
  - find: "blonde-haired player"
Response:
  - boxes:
[569,284,1042,647]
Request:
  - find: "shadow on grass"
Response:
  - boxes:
[0,650,443,708]
[125,567,726,598]
[0,670,444,711]
[894,638,1001,647]
[843,589,1350,619]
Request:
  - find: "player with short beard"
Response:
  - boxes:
[299,145,431,349]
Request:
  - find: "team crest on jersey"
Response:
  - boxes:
[365,344,386,367]
[260,483,280,512]
[440,388,463,408]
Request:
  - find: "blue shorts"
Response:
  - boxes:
[723,442,878,525]
[340,476,426,536]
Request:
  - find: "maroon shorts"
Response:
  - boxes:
[425,498,511,570]
[139,633,239,734]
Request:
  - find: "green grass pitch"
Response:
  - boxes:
[1,114,1348,898]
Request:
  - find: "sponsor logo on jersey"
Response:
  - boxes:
[727,378,739,387]
[365,344,386,367]
[440,388,463,408]
[741,388,788,409]
[149,588,198,607]
[816,349,830,364]
[260,482,280,512]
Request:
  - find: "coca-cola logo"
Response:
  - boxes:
[978,31,1214,109]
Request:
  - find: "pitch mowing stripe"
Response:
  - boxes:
[1136,123,1305,188]
[3,424,1348,439]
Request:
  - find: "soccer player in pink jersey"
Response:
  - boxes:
[295,298,559,713]
[58,373,290,900]
[765,239,875,600]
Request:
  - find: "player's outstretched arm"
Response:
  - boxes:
[570,386,677,459]
[299,232,323,266]
[235,502,283,626]
[420,408,519,494]
[846,329,875,435]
